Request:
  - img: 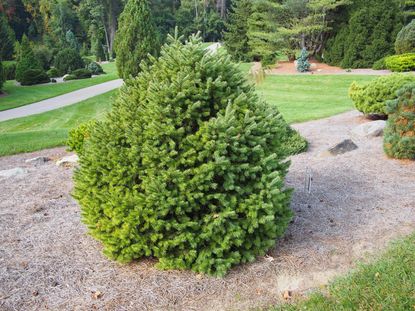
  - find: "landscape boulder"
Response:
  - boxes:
[25,156,51,165]
[323,139,358,156]
[351,120,386,139]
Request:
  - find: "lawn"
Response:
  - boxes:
[0,90,116,156]
[0,74,377,156]
[256,75,377,123]
[0,62,118,112]
[272,233,415,311]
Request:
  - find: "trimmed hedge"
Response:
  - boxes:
[73,35,295,276]
[384,83,415,159]
[349,74,415,116]
[20,69,50,86]
[385,53,415,72]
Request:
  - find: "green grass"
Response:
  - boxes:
[0,62,118,111]
[0,74,378,156]
[0,90,116,156]
[256,75,377,123]
[272,233,415,311]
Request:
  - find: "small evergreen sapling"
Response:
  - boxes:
[296,48,310,72]
[74,34,295,276]
[384,84,415,160]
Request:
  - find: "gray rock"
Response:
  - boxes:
[327,139,358,156]
[25,156,51,165]
[56,154,79,167]
[0,167,27,178]
[351,120,386,139]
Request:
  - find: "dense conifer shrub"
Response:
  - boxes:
[384,84,415,159]
[47,67,59,78]
[324,0,402,68]
[54,48,84,76]
[87,62,104,75]
[2,61,16,80]
[395,20,415,54]
[67,120,97,155]
[385,53,415,72]
[349,75,415,116]
[63,68,92,81]
[73,35,296,276]
[296,48,310,72]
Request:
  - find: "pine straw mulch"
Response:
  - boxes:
[0,110,414,311]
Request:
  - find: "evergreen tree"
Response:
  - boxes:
[247,0,283,65]
[402,0,415,24]
[296,48,310,72]
[0,13,15,61]
[65,30,80,51]
[115,0,160,80]
[73,34,295,276]
[395,20,415,54]
[325,0,403,68]
[223,0,252,62]
[384,83,415,159]
[15,35,42,82]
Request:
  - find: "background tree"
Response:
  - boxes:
[0,12,15,60]
[401,0,415,24]
[223,0,252,61]
[115,0,160,79]
[395,20,415,54]
[15,34,43,82]
[0,61,5,92]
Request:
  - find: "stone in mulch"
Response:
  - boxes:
[351,120,386,139]
[56,155,79,167]
[25,156,51,165]
[320,139,358,157]
[0,167,27,178]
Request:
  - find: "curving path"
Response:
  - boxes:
[0,79,123,122]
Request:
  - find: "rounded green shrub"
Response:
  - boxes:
[47,67,59,78]
[87,62,104,75]
[372,57,387,70]
[349,74,415,116]
[73,35,294,276]
[384,83,415,159]
[64,68,92,81]
[54,48,84,76]
[3,61,16,80]
[395,20,415,54]
[20,69,50,86]
[67,120,98,155]
[384,53,415,72]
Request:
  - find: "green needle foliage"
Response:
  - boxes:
[395,20,415,54]
[384,83,415,160]
[15,35,43,83]
[115,0,160,80]
[74,34,295,276]
[0,61,4,92]
[296,48,310,72]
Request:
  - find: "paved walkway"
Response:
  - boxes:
[0,79,124,122]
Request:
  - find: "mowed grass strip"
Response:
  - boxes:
[256,75,377,124]
[0,90,116,156]
[0,62,118,111]
[272,233,415,311]
[0,74,378,156]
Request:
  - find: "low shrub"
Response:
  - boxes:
[384,83,415,159]
[395,20,415,54]
[349,74,415,116]
[33,45,53,70]
[0,62,4,91]
[82,57,93,67]
[87,62,104,75]
[73,35,294,276]
[67,120,98,155]
[54,48,84,76]
[64,69,92,81]
[20,69,50,86]
[2,61,16,80]
[372,57,387,70]
[384,53,415,72]
[47,67,60,78]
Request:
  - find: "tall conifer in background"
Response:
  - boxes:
[115,0,160,80]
